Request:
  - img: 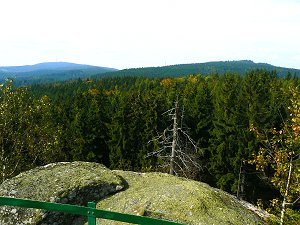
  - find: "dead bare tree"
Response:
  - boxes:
[148,97,201,177]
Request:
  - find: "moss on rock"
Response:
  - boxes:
[0,163,270,225]
[95,171,268,225]
[0,162,124,225]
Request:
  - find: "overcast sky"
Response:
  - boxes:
[0,0,299,69]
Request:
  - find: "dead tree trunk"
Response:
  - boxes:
[169,99,178,175]
[148,97,201,177]
[237,162,245,200]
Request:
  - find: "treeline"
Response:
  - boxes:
[0,62,117,86]
[1,70,299,206]
[1,68,114,87]
[95,60,300,79]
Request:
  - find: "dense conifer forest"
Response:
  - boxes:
[95,60,300,79]
[1,69,300,222]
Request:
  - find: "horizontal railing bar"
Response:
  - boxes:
[0,196,87,216]
[0,197,185,225]
[92,208,184,225]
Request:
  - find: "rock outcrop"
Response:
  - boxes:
[95,171,269,225]
[0,162,270,225]
[0,162,124,225]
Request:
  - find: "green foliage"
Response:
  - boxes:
[3,69,299,207]
[249,86,300,224]
[0,81,64,182]
[96,60,300,79]
[266,209,300,225]
[285,209,300,225]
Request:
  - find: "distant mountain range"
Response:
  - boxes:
[1,60,299,86]
[0,62,117,85]
[96,60,300,78]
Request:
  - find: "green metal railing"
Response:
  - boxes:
[0,197,185,225]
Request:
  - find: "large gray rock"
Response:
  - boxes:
[95,171,270,225]
[0,162,124,225]
[0,162,271,225]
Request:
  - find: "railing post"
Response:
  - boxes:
[0,197,185,225]
[87,202,96,225]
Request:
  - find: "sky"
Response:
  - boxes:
[0,0,300,69]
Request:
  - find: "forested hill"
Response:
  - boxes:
[0,62,117,85]
[96,60,300,78]
[2,61,299,86]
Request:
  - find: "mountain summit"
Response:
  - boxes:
[0,62,117,85]
[96,60,300,78]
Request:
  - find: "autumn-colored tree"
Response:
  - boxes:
[250,86,300,224]
[160,78,174,88]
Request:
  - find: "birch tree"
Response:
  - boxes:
[250,86,300,224]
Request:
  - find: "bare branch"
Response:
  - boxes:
[147,98,201,177]
[285,195,300,206]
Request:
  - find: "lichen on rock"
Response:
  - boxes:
[0,162,270,225]
[95,171,269,225]
[0,161,124,225]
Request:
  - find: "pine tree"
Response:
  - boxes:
[207,73,245,191]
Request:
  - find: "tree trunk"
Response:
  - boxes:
[237,162,245,200]
[170,99,178,175]
[280,157,293,225]
[1,144,6,183]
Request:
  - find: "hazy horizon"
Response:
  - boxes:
[1,59,300,71]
